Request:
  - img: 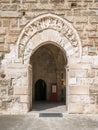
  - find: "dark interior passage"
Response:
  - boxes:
[30,43,67,103]
[35,79,47,101]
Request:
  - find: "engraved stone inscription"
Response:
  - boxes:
[17,14,81,58]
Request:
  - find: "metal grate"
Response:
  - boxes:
[39,113,63,117]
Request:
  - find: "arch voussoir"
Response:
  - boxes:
[17,13,82,63]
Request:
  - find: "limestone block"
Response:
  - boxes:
[88,32,98,38]
[2,4,17,11]
[70,95,95,104]
[0,11,21,18]
[81,56,93,64]
[12,102,21,112]
[95,70,98,77]
[94,78,98,84]
[39,0,48,3]
[93,56,98,65]
[4,44,10,53]
[75,24,84,31]
[25,0,37,2]
[85,25,97,31]
[0,27,6,35]
[70,86,89,95]
[0,45,4,52]
[14,58,23,63]
[6,36,17,44]
[68,103,83,114]
[69,78,76,85]
[69,70,75,77]
[88,47,97,56]
[69,63,82,69]
[89,84,98,94]
[75,70,86,78]
[51,0,64,3]
[87,70,95,78]
[2,101,7,109]
[74,10,82,16]
[82,10,96,16]
[0,100,2,107]
[77,78,94,85]
[74,16,88,23]
[82,46,89,56]
[20,95,29,103]
[21,103,29,112]
[14,87,28,95]
[9,28,21,35]
[89,16,98,24]
[69,63,91,69]
[84,104,98,114]
[89,3,98,10]
[0,0,10,2]
[95,96,98,104]
[0,37,5,43]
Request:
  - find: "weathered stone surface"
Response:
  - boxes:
[75,70,86,77]
[20,95,29,103]
[0,0,10,2]
[69,70,75,77]
[9,28,21,35]
[14,87,28,95]
[0,11,21,18]
[0,37,5,43]
[77,78,94,85]
[87,70,95,78]
[89,84,98,94]
[0,27,6,35]
[25,0,37,2]
[5,36,17,44]
[69,78,76,85]
[1,4,17,11]
[70,95,95,104]
[68,103,83,114]
[74,16,88,23]
[0,0,98,115]
[70,86,89,95]
[89,16,98,24]
[84,104,98,114]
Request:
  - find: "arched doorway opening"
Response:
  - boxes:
[30,43,67,111]
[35,79,47,101]
[16,13,82,113]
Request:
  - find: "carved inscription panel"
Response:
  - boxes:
[17,14,81,59]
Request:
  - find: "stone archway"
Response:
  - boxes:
[16,13,82,113]
[17,13,82,63]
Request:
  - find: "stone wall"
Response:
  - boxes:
[69,56,98,113]
[0,0,98,114]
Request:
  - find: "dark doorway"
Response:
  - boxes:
[35,79,47,101]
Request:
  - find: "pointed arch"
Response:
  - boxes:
[16,13,82,64]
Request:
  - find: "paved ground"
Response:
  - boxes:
[0,114,98,130]
[32,102,66,113]
[0,102,98,130]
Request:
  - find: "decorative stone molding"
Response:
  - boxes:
[17,13,82,63]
